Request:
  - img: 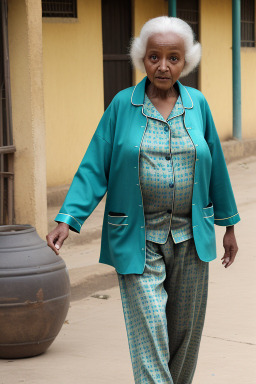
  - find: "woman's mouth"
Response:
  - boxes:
[156,77,171,80]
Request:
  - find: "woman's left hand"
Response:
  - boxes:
[221,226,239,268]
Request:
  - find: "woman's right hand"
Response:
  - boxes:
[46,222,70,255]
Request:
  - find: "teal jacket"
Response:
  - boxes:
[55,77,240,274]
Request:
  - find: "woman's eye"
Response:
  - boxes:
[170,56,178,62]
[150,55,158,61]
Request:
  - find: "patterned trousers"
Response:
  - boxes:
[117,236,209,384]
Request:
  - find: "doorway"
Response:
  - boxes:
[101,0,133,109]
[177,0,199,89]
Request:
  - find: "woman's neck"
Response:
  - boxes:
[146,82,178,101]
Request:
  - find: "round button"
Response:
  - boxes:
[167,209,172,214]
[165,156,171,160]
[164,126,169,132]
[169,183,174,188]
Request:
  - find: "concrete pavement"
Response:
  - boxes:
[1,157,256,383]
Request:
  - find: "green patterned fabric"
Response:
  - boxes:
[117,236,209,384]
[140,94,196,244]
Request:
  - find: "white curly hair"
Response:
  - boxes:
[130,16,201,78]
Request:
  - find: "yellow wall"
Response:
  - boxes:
[200,0,233,140]
[42,0,256,188]
[200,0,256,140]
[241,48,256,138]
[134,0,256,140]
[133,0,168,84]
[133,0,235,140]
[42,0,104,187]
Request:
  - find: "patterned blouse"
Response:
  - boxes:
[139,93,196,244]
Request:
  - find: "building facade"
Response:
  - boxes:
[41,0,256,187]
[1,0,256,235]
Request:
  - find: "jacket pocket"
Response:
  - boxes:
[108,211,126,217]
[108,213,128,227]
[107,214,129,254]
[203,203,214,219]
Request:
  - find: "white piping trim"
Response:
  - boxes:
[138,118,148,272]
[167,110,184,121]
[108,222,128,226]
[57,213,82,228]
[131,83,143,106]
[204,214,214,219]
[108,214,128,218]
[179,82,194,109]
[131,79,194,109]
[142,109,184,124]
[214,213,239,220]
[131,85,136,105]
[143,95,184,122]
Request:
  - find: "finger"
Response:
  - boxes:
[222,258,230,267]
[222,244,232,264]
[226,250,237,268]
[225,258,234,268]
[222,253,230,265]
[54,232,68,251]
[52,245,59,255]
[46,234,60,255]
[47,239,59,255]
[54,241,62,252]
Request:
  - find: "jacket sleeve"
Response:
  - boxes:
[54,100,116,233]
[204,98,241,227]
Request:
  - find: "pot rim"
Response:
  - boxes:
[0,225,35,235]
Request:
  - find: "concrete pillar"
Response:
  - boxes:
[8,0,47,237]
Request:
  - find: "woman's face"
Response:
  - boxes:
[143,32,185,92]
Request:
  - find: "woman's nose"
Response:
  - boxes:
[158,58,168,72]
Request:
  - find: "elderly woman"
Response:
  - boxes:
[47,16,240,384]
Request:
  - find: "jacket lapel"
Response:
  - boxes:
[131,77,194,108]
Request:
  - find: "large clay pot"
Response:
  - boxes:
[0,225,70,359]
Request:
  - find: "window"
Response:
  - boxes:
[177,0,199,41]
[241,0,255,47]
[102,0,132,109]
[42,0,77,18]
[0,0,15,224]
